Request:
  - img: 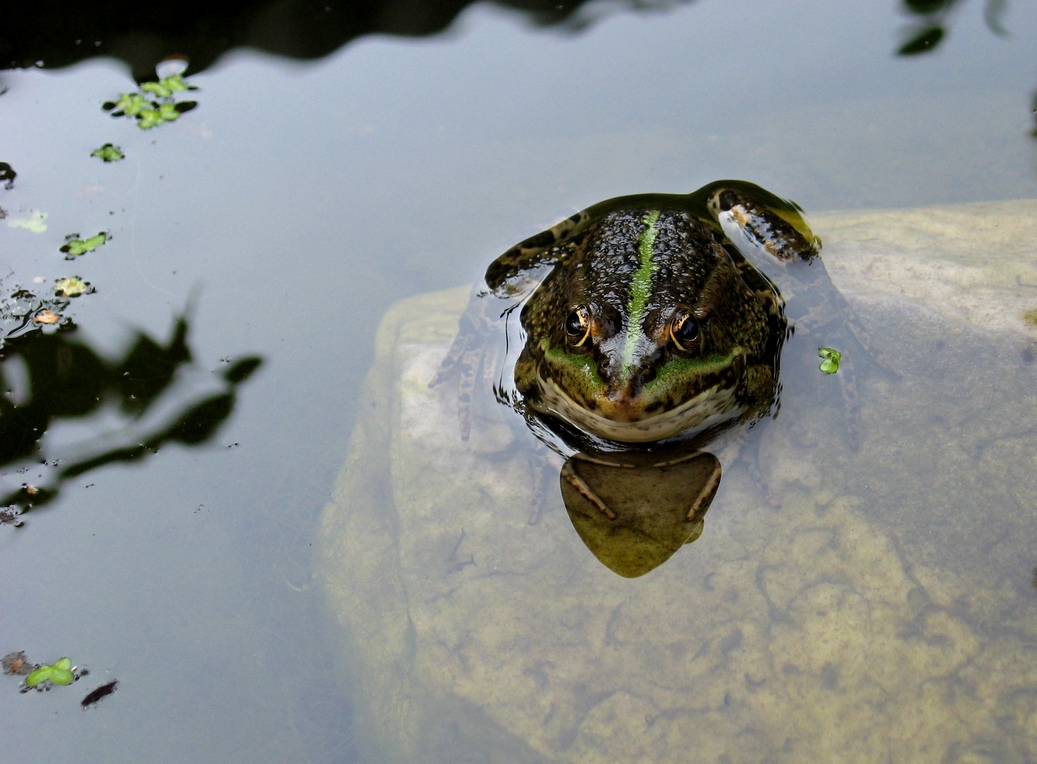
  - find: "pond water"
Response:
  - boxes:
[1,1,1036,761]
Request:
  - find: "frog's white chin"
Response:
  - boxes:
[535,379,741,444]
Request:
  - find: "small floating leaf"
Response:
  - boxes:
[157,102,180,122]
[818,347,842,374]
[24,665,53,687]
[91,143,124,162]
[7,210,47,232]
[22,657,78,689]
[138,108,163,130]
[61,231,108,258]
[33,309,61,325]
[110,92,148,116]
[140,80,173,98]
[54,276,92,297]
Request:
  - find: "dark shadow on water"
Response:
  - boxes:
[0,283,262,524]
[0,0,691,78]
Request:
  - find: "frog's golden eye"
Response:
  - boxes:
[564,306,591,347]
[669,310,699,351]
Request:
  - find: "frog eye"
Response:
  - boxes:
[669,310,699,351]
[564,306,591,347]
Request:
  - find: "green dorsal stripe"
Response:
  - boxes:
[622,210,661,376]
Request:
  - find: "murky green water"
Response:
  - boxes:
[2,2,1036,761]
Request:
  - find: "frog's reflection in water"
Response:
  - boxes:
[559,449,721,578]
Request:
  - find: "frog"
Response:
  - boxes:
[434,180,873,537]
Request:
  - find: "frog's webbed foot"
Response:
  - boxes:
[704,181,822,265]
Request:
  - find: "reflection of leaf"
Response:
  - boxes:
[903,0,950,13]
[222,356,263,384]
[983,0,1009,36]
[898,25,944,55]
[116,316,190,414]
[0,162,15,190]
[0,306,262,517]
[163,392,234,445]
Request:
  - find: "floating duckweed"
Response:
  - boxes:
[49,658,75,685]
[111,92,148,116]
[54,276,91,297]
[818,347,842,374]
[61,232,108,258]
[7,210,47,232]
[140,74,190,97]
[91,143,124,162]
[104,71,197,131]
[23,657,78,689]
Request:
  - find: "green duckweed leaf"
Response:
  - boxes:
[140,80,172,97]
[112,92,148,116]
[157,102,180,122]
[50,668,75,685]
[138,109,163,129]
[160,74,191,92]
[91,143,124,162]
[24,666,52,687]
[818,347,842,374]
[6,209,47,232]
[54,276,92,297]
[61,232,108,258]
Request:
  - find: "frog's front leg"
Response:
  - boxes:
[704,181,821,264]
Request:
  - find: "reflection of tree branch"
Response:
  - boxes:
[896,0,1008,56]
[0,301,262,520]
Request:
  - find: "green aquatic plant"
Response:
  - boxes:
[91,143,124,162]
[140,74,191,97]
[24,657,77,689]
[818,347,842,374]
[53,276,92,297]
[60,232,107,258]
[6,210,47,232]
[104,72,197,131]
[138,102,182,130]
[111,92,148,117]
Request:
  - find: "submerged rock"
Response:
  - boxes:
[319,200,1037,763]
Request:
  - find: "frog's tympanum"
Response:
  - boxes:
[437,180,850,575]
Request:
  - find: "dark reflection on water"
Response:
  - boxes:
[897,0,1008,56]
[560,449,720,577]
[0,285,262,522]
[1,0,688,77]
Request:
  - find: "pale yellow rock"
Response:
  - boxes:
[319,200,1037,763]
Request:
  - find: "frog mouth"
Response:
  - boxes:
[535,377,743,444]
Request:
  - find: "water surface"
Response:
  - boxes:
[1,1,1036,761]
